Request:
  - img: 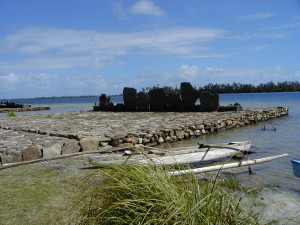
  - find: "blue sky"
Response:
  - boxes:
[0,0,299,98]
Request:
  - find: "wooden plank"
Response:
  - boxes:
[169,153,289,176]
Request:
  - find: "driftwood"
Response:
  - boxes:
[169,153,289,176]
[0,146,136,170]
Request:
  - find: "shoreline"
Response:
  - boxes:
[0,107,288,165]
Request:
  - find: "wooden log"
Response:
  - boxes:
[169,153,289,176]
[0,146,135,170]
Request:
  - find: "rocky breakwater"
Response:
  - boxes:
[0,101,50,113]
[0,107,51,113]
[0,107,288,165]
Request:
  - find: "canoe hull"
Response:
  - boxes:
[91,141,251,166]
[291,159,300,178]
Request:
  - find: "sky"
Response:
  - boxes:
[0,0,299,98]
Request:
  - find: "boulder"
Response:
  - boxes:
[22,145,42,161]
[99,94,113,111]
[43,143,63,157]
[180,82,199,111]
[123,87,137,111]
[136,92,150,112]
[149,88,168,112]
[80,136,101,152]
[199,91,219,111]
[167,93,182,112]
[61,140,81,155]
[0,150,22,164]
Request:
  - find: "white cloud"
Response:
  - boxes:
[1,66,299,98]
[231,32,285,40]
[247,45,268,51]
[129,0,163,16]
[0,26,225,71]
[239,12,274,20]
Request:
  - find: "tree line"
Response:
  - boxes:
[141,81,300,94]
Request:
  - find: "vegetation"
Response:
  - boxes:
[141,81,300,94]
[0,157,92,225]
[78,162,259,225]
[1,157,298,224]
[6,110,17,117]
[200,81,300,93]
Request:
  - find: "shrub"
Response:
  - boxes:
[7,110,17,117]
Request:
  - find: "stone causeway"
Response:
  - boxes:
[0,107,288,165]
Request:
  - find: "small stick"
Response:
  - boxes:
[271,123,277,131]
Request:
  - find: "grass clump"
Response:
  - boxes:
[6,110,17,117]
[79,163,259,225]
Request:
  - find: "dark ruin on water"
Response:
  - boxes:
[93,82,234,112]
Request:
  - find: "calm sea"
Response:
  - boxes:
[1,92,299,192]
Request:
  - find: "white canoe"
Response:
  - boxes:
[92,141,251,166]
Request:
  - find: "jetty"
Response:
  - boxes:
[0,101,50,113]
[0,107,288,166]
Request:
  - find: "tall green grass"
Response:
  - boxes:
[78,162,259,225]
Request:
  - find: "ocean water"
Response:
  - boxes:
[1,92,299,192]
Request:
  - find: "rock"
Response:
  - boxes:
[99,94,110,105]
[43,143,63,157]
[199,91,219,111]
[99,142,109,147]
[167,93,182,112]
[180,82,199,111]
[0,150,22,164]
[149,88,168,112]
[135,138,142,144]
[175,130,185,139]
[98,94,113,111]
[123,87,137,111]
[119,143,133,148]
[142,138,150,144]
[98,136,111,142]
[61,140,81,154]
[158,137,164,143]
[80,136,100,152]
[123,137,132,143]
[22,145,42,161]
[144,134,153,138]
[136,92,150,112]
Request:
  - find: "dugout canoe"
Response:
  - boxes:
[90,141,251,166]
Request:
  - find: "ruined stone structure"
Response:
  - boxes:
[136,92,150,112]
[180,82,199,111]
[123,87,137,111]
[94,82,220,112]
[149,88,168,112]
